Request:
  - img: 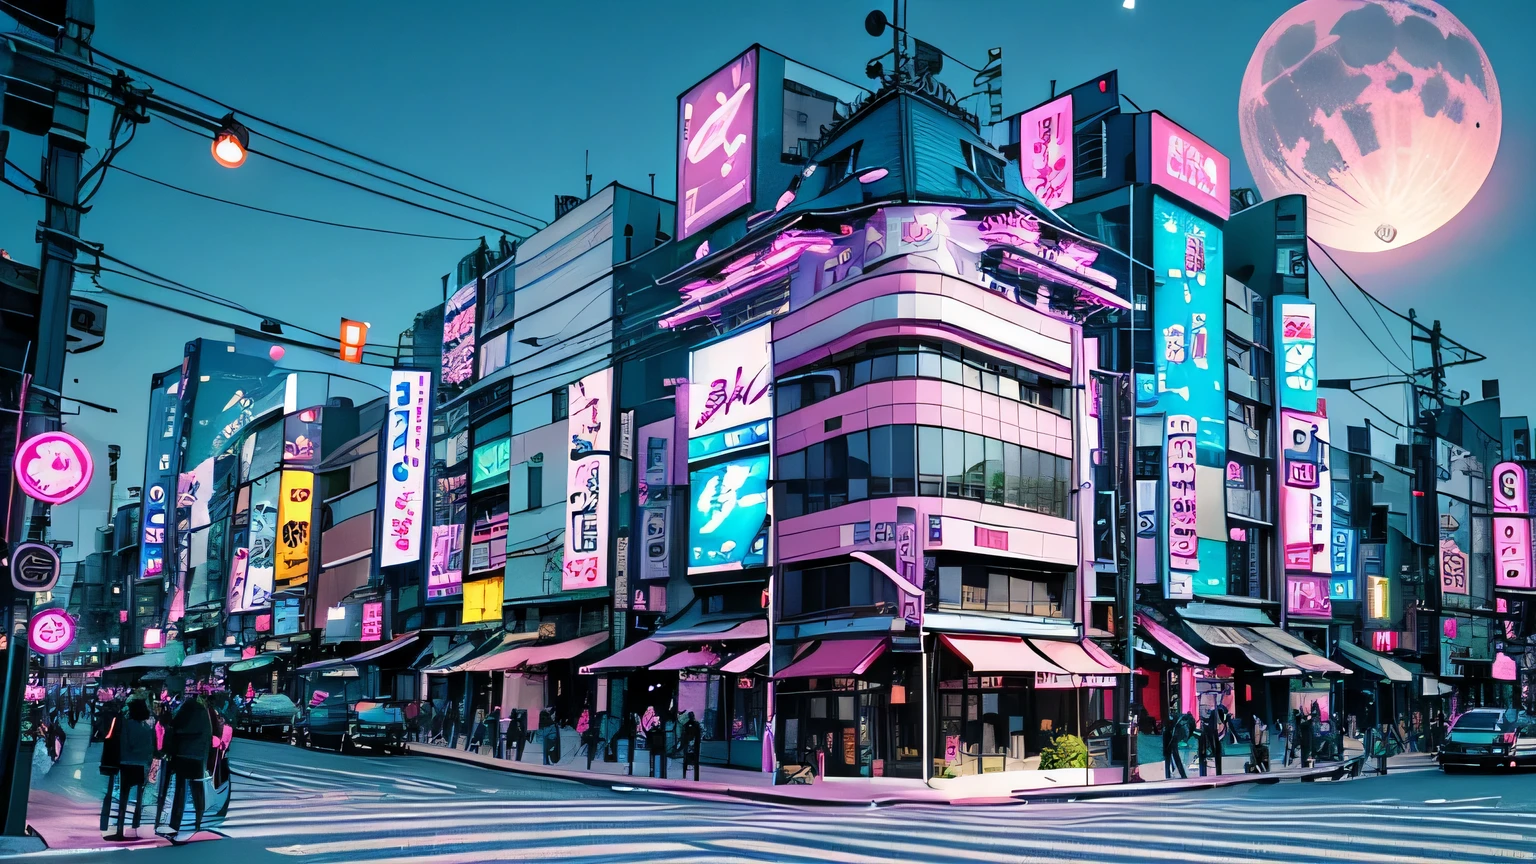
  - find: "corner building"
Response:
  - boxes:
[655,49,1129,781]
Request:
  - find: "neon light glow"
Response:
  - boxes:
[14,431,94,506]
[1492,461,1533,590]
[563,369,613,591]
[29,609,76,655]
[1017,93,1074,209]
[678,49,757,241]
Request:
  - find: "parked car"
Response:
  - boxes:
[239,694,297,738]
[1439,709,1536,771]
[293,694,408,754]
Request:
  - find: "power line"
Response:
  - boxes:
[1308,253,1412,377]
[1307,240,1412,364]
[108,165,483,242]
[152,113,522,238]
[92,47,549,230]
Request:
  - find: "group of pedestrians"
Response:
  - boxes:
[95,689,232,844]
[1160,702,1329,779]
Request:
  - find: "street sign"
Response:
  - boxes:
[28,608,75,655]
[9,541,60,593]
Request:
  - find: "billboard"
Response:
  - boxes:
[468,499,508,575]
[678,48,757,242]
[639,421,672,583]
[429,524,463,600]
[1017,93,1073,209]
[1493,462,1533,590]
[1439,497,1471,597]
[275,470,314,588]
[688,453,771,574]
[381,370,432,567]
[1150,112,1230,220]
[1148,195,1226,456]
[441,282,477,390]
[140,369,180,581]
[1280,409,1331,577]
[563,369,613,591]
[1275,299,1318,412]
[361,601,383,642]
[472,437,510,491]
[688,323,772,458]
[1287,575,1332,619]
[231,472,278,613]
[1330,526,1357,601]
[273,595,301,636]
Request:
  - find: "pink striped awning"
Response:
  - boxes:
[773,638,887,679]
[1032,639,1128,676]
[1135,612,1210,667]
[940,634,1065,674]
[578,638,668,675]
[720,643,770,675]
[477,632,609,673]
[650,647,723,672]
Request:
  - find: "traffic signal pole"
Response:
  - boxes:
[0,0,94,836]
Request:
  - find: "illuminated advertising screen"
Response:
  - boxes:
[429,524,463,600]
[1493,462,1534,590]
[472,437,510,491]
[1016,93,1073,209]
[1148,195,1225,595]
[361,601,383,642]
[563,369,612,591]
[381,369,432,567]
[1330,526,1357,600]
[1149,112,1230,220]
[273,595,301,636]
[1287,574,1332,618]
[1439,495,1470,597]
[140,368,180,581]
[677,48,757,242]
[283,407,322,467]
[462,576,503,624]
[1280,409,1331,579]
[275,470,314,590]
[688,454,771,574]
[1275,299,1318,412]
[441,282,477,390]
[688,323,772,459]
[468,499,508,575]
[230,472,277,613]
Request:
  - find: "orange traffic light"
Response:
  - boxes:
[340,318,369,364]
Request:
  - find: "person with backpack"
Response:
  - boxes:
[157,693,213,843]
[97,698,124,838]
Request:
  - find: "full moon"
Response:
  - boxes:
[1238,0,1500,253]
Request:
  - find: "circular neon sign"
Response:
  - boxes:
[13,431,94,505]
[28,608,76,655]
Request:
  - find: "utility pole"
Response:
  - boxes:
[0,0,95,837]
[1409,311,1445,695]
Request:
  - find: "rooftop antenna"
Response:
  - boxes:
[649,173,656,195]
[585,150,592,199]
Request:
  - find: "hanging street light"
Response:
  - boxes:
[211,113,250,168]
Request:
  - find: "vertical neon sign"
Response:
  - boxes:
[563,369,613,591]
[1166,414,1198,598]
[381,370,432,567]
[1493,461,1533,590]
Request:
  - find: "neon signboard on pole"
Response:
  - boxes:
[678,49,757,242]
[688,323,772,459]
[1016,93,1073,209]
[14,431,94,505]
[29,609,76,655]
[1493,461,1533,590]
[1276,299,1318,412]
[1149,112,1230,220]
[1281,408,1332,618]
[381,370,431,567]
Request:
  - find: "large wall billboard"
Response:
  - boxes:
[677,48,757,242]
[1016,93,1073,209]
[140,369,180,581]
[275,470,314,589]
[1281,408,1332,618]
[1493,462,1534,590]
[689,454,771,574]
[1149,112,1230,221]
[1147,194,1226,596]
[441,282,477,391]
[429,524,463,600]
[563,369,613,591]
[381,370,432,567]
[230,472,277,613]
[688,323,772,459]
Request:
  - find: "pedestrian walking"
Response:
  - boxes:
[445,699,462,749]
[97,698,124,839]
[508,708,527,762]
[157,693,213,843]
[582,710,603,770]
[540,708,562,765]
[1162,711,1189,779]
[1247,715,1270,773]
[1198,704,1228,776]
[485,706,503,758]
[643,706,667,778]
[1297,706,1316,768]
[617,711,639,776]
[680,711,703,781]
[107,699,156,840]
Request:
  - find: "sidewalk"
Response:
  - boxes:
[407,729,1361,807]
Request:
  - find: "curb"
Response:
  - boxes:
[406,743,1351,808]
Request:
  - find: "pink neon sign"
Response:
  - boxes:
[1493,462,1533,589]
[14,431,94,506]
[1017,93,1073,209]
[1166,415,1199,576]
[1280,410,1330,575]
[29,608,76,655]
[1150,113,1230,220]
[1286,574,1332,619]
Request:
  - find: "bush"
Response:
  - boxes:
[1038,734,1089,770]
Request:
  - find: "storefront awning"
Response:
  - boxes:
[1032,639,1130,675]
[228,654,281,674]
[1337,640,1414,683]
[1134,613,1210,666]
[345,631,422,665]
[1249,627,1351,676]
[774,638,887,679]
[940,634,1065,674]
[421,639,483,674]
[100,651,169,673]
[475,632,609,673]
[296,658,353,673]
[580,638,670,675]
[720,643,770,675]
[179,648,242,668]
[653,617,768,643]
[1183,622,1298,671]
[651,647,723,672]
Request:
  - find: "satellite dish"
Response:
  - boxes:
[865,9,888,37]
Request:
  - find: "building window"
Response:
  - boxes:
[552,387,568,422]
[778,424,1071,519]
[951,567,1065,618]
[780,559,899,619]
[775,337,1072,419]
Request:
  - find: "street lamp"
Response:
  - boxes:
[211,114,250,169]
